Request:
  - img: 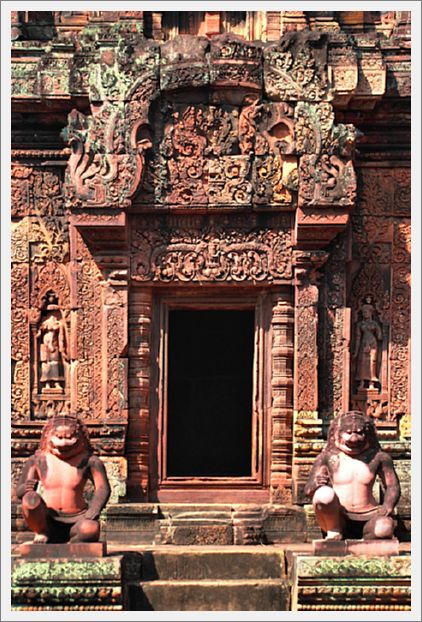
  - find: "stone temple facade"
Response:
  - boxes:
[10,10,411,611]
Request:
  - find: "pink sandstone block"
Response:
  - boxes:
[18,541,107,558]
[313,538,400,556]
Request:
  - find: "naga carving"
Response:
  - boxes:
[63,107,152,208]
[59,31,358,217]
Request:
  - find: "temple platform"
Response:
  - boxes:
[11,540,411,611]
[11,503,411,611]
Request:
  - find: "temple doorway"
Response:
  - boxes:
[166,309,254,478]
[146,290,274,502]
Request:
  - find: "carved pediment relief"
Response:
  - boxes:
[139,100,297,207]
[62,31,358,248]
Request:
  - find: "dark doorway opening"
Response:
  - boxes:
[167,309,254,477]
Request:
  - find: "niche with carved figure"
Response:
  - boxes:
[30,291,70,419]
[352,295,383,393]
[350,292,392,429]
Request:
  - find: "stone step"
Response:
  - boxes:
[105,503,308,545]
[139,547,285,581]
[128,579,290,611]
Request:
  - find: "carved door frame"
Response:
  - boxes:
[58,32,361,504]
[147,288,273,503]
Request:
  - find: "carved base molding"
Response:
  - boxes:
[12,556,127,611]
[291,554,411,611]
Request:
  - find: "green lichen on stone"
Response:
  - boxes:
[12,559,121,585]
[298,555,411,578]
[11,63,39,96]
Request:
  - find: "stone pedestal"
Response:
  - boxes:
[313,538,400,556]
[291,553,411,611]
[18,542,107,558]
[12,554,124,611]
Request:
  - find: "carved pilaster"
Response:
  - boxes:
[270,290,294,503]
[318,233,351,427]
[72,231,103,419]
[97,256,129,419]
[127,289,153,500]
[292,251,328,503]
[293,251,328,416]
[11,264,31,422]
[280,12,307,34]
[307,12,340,33]
[390,221,411,437]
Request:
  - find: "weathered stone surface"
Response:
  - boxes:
[18,542,106,558]
[165,523,233,546]
[130,579,290,611]
[139,548,285,581]
[313,538,400,556]
[291,554,411,611]
[12,556,124,610]
[105,504,160,544]
[105,503,311,545]
[261,506,307,543]
[118,545,290,610]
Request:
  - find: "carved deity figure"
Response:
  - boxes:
[352,298,382,390]
[36,303,68,392]
[17,415,111,544]
[305,411,400,540]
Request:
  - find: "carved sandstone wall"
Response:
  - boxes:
[11,12,410,515]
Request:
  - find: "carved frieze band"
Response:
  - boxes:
[130,215,293,284]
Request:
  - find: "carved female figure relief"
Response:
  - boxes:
[352,297,383,391]
[36,293,69,394]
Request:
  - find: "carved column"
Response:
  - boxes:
[280,12,307,34]
[11,11,22,40]
[292,251,328,503]
[307,12,340,32]
[127,288,152,500]
[270,290,294,503]
[71,230,103,419]
[97,256,129,418]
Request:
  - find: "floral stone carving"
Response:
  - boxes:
[130,215,292,283]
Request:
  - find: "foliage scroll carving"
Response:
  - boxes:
[131,216,293,283]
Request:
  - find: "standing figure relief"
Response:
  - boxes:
[352,297,383,391]
[35,293,69,394]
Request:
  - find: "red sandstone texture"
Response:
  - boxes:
[11,10,410,519]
